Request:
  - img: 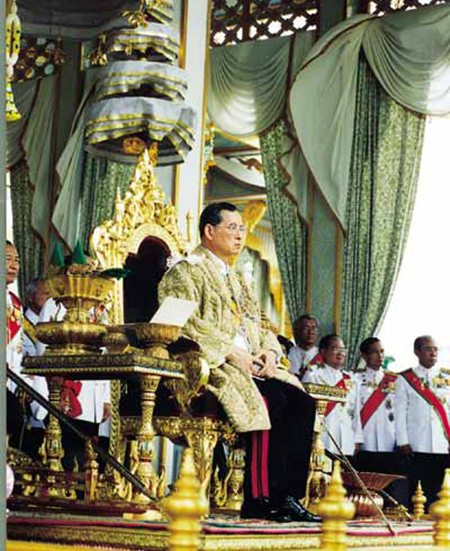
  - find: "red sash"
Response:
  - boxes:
[402,369,450,441]
[61,381,83,418]
[360,372,397,428]
[7,291,22,343]
[325,373,350,417]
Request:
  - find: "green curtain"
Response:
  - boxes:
[10,162,44,297]
[340,56,425,367]
[79,153,133,250]
[260,118,307,325]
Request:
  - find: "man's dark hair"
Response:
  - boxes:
[414,335,433,351]
[319,334,340,351]
[359,337,380,355]
[293,314,319,330]
[199,202,237,237]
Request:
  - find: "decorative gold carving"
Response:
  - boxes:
[37,377,66,498]
[36,274,114,355]
[133,374,161,505]
[132,322,181,359]
[213,444,245,512]
[155,417,224,512]
[242,200,266,233]
[430,468,450,548]
[318,462,355,551]
[303,383,347,513]
[84,440,99,501]
[164,351,210,413]
[6,0,21,121]
[412,481,427,521]
[164,447,207,551]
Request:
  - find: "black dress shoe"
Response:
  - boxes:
[240,498,291,523]
[279,495,322,523]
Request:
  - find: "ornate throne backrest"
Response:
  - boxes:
[90,146,189,325]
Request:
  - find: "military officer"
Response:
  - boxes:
[288,314,323,380]
[395,335,450,508]
[355,337,407,505]
[303,334,362,457]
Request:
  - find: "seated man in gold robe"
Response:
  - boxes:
[158,202,319,522]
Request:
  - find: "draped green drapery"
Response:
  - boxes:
[340,57,425,367]
[79,154,134,250]
[10,162,44,297]
[260,119,307,323]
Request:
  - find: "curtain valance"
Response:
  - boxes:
[290,4,450,227]
[208,32,314,137]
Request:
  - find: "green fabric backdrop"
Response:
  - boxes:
[260,119,307,325]
[79,154,134,250]
[340,56,425,367]
[10,162,44,297]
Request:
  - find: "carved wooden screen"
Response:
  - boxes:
[211,0,318,47]
[359,0,445,14]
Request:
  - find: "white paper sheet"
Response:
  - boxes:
[150,297,198,327]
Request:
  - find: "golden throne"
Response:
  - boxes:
[90,146,242,511]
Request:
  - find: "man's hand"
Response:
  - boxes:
[255,349,277,378]
[398,444,413,458]
[102,402,111,422]
[226,347,254,375]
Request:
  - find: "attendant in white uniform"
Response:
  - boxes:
[21,278,50,459]
[395,335,450,509]
[37,298,111,471]
[303,334,362,457]
[355,337,407,505]
[288,315,322,380]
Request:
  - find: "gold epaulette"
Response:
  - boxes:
[384,370,398,378]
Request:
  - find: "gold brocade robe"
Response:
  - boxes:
[158,245,302,433]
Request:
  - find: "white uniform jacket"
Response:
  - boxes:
[303,363,363,455]
[395,364,450,454]
[37,298,110,424]
[355,369,396,452]
[288,345,319,376]
[7,292,48,424]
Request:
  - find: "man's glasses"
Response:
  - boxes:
[329,346,347,353]
[219,223,247,234]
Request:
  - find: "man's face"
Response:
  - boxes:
[204,209,245,260]
[294,319,318,348]
[33,281,50,310]
[362,340,384,370]
[415,338,438,369]
[321,338,346,369]
[6,244,19,285]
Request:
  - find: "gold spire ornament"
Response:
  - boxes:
[165,447,207,551]
[412,481,427,521]
[430,468,450,548]
[5,0,21,121]
[317,462,355,551]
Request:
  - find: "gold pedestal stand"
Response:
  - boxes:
[302,383,347,513]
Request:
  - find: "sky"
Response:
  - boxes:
[378,116,450,370]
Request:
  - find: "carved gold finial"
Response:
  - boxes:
[317,462,355,551]
[165,447,207,551]
[430,468,450,548]
[412,481,427,520]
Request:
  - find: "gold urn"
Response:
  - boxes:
[131,323,181,359]
[36,273,115,355]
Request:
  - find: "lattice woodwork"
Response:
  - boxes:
[361,0,446,15]
[211,0,318,47]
